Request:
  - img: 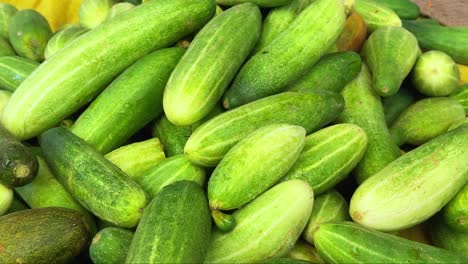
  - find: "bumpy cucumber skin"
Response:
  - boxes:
[164,3,261,126]
[432,215,468,257]
[79,0,115,29]
[382,86,416,126]
[378,0,420,20]
[138,155,206,198]
[350,124,468,232]
[39,127,148,228]
[337,64,401,183]
[90,227,134,264]
[354,0,401,32]
[0,56,39,91]
[223,0,345,108]
[186,91,343,167]
[106,3,135,20]
[0,3,17,39]
[451,84,468,113]
[71,48,185,153]
[2,0,215,140]
[390,97,466,146]
[0,36,15,56]
[44,25,88,59]
[315,222,468,264]
[0,90,11,115]
[0,183,13,216]
[216,0,292,7]
[126,181,211,263]
[443,184,468,232]
[282,124,367,194]
[209,124,305,211]
[205,180,314,263]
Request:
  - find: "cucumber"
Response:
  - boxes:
[79,0,115,29]
[138,155,206,198]
[39,127,148,228]
[390,97,466,146]
[2,0,215,140]
[106,3,135,21]
[0,90,11,115]
[208,124,305,230]
[287,52,361,94]
[378,0,420,20]
[44,25,88,59]
[337,64,401,183]
[0,36,15,56]
[443,184,468,232]
[362,26,419,97]
[282,124,367,194]
[263,259,313,264]
[314,221,468,263]
[216,0,293,7]
[287,240,325,264]
[0,207,92,264]
[0,56,39,91]
[164,3,261,126]
[222,0,345,108]
[396,223,432,245]
[0,124,38,187]
[432,215,468,257]
[451,84,468,113]
[0,183,13,216]
[350,124,468,231]
[205,180,314,263]
[5,195,28,214]
[302,190,349,245]
[354,0,401,32]
[0,3,17,39]
[104,138,165,181]
[8,9,52,61]
[336,12,367,52]
[449,117,468,131]
[185,91,344,167]
[382,86,416,126]
[71,48,185,153]
[90,227,134,264]
[125,181,211,263]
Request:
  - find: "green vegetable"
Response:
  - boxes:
[106,2,135,20]
[443,184,468,232]
[377,0,420,20]
[354,0,401,32]
[0,90,12,115]
[0,183,13,216]
[451,84,468,113]
[0,56,39,91]
[0,3,17,39]
[382,86,416,125]
[431,215,468,257]
[90,227,134,264]
[5,195,28,214]
[79,0,115,28]
[286,240,325,263]
[44,25,88,59]
[0,36,15,56]
[215,0,293,7]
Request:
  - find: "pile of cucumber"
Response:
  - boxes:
[0,0,467,263]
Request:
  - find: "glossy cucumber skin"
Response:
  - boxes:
[0,90,11,115]
[282,124,367,194]
[126,181,211,263]
[378,0,420,20]
[0,3,17,39]
[223,0,345,108]
[431,215,468,257]
[382,86,416,126]
[0,36,15,56]
[2,0,215,140]
[451,84,468,113]
[216,0,293,7]
[90,227,134,264]
[350,124,468,232]
[0,56,39,91]
[71,48,185,153]
[443,184,468,232]
[315,222,468,264]
[39,127,148,228]
[44,25,88,59]
[337,64,401,183]
[354,0,401,32]
[163,3,261,126]
[0,183,13,216]
[185,91,344,167]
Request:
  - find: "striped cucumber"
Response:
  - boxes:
[163,3,261,126]
[185,91,344,167]
[106,3,135,20]
[350,124,468,231]
[314,221,468,263]
[222,0,345,108]
[44,25,88,59]
[71,48,184,153]
[0,56,39,92]
[354,0,401,32]
[2,0,215,140]
[432,215,468,257]
[216,0,293,7]
[382,86,416,126]
[90,227,134,264]
[263,259,313,264]
[79,0,116,29]
[0,3,17,39]
[205,180,314,263]
[378,0,420,20]
[39,127,148,228]
[0,90,11,115]
[451,84,468,113]
[443,183,468,232]
[0,183,13,216]
[336,12,367,52]
[126,181,211,263]
[282,124,367,195]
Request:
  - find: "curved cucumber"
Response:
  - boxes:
[336,12,367,52]
[90,227,134,264]
[44,25,88,59]
[451,84,468,113]
[382,86,416,126]
[0,90,11,115]
[216,0,293,7]
[354,0,401,32]
[0,183,13,216]
[432,215,468,257]
[350,124,468,231]
[79,0,115,29]
[378,0,420,20]
[443,184,468,232]
[0,36,15,56]
[0,3,17,39]
[0,56,39,92]
[106,3,135,20]
[163,3,261,126]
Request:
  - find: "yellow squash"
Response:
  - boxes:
[458,64,468,84]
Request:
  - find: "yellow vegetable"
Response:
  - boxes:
[458,64,468,84]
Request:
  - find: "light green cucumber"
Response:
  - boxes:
[106,3,135,21]
[0,3,17,39]
[185,91,344,167]
[390,97,466,146]
[44,25,88,59]
[337,64,401,183]
[79,0,116,29]
[451,84,468,113]
[0,56,39,91]
[216,0,293,7]
[163,3,261,126]
[432,215,468,257]
[449,117,468,131]
[362,26,419,97]
[282,124,367,194]
[354,0,401,32]
[71,48,185,153]
[382,86,416,125]
[315,221,468,263]
[0,36,15,56]
[0,183,13,216]
[2,0,215,140]
[350,124,468,231]
[263,258,313,264]
[378,0,420,20]
[222,0,345,108]
[0,90,11,115]
[205,180,314,263]
[287,240,325,264]
[137,155,206,198]
[125,181,212,263]
[443,183,468,232]
[90,227,134,264]
[105,138,165,181]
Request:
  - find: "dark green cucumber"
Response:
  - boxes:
[0,183,13,216]
[44,25,88,59]
[382,86,416,126]
[0,3,17,39]
[451,84,468,113]
[286,51,361,93]
[90,227,134,264]
[185,91,344,167]
[443,183,468,232]
[378,0,420,20]
[354,0,401,32]
[0,36,15,56]
[79,0,115,29]
[216,0,293,7]
[432,215,468,257]
[0,90,11,114]
[163,3,261,125]
[0,207,92,264]
[106,3,135,20]
[125,181,211,263]
[5,195,28,214]
[71,48,184,153]
[0,56,39,91]
[315,222,468,263]
[39,127,148,228]
[222,0,345,108]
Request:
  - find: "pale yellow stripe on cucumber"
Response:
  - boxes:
[0,75,13,87]
[316,231,361,263]
[155,161,191,192]
[302,128,352,154]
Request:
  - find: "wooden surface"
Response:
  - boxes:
[411,0,468,26]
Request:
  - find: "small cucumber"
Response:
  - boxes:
[216,0,293,7]
[382,86,416,126]
[0,36,15,56]
[44,25,88,59]
[362,26,419,97]
[315,222,468,263]
[286,240,325,264]
[90,227,134,264]
[0,56,39,91]
[0,3,17,39]
[79,0,115,28]
[205,180,314,263]
[432,215,468,257]
[0,90,12,115]
[451,84,468,113]
[106,3,135,20]
[126,181,211,263]
[335,12,367,52]
[443,184,468,232]
[350,124,468,231]
[0,183,13,216]
[354,0,401,32]
[378,0,420,20]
